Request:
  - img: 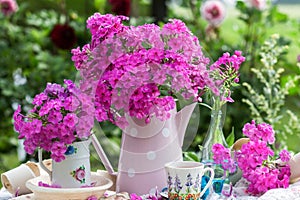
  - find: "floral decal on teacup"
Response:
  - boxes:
[167,172,201,200]
[70,165,86,183]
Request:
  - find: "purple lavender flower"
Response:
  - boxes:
[185,173,193,194]
[174,174,183,193]
[193,174,200,191]
[167,172,173,192]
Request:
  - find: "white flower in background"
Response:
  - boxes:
[201,0,227,26]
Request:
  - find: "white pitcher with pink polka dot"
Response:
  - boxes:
[116,103,197,195]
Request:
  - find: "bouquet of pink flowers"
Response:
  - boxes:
[212,120,291,195]
[71,13,225,128]
[13,80,94,162]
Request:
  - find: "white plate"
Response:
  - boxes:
[26,172,113,200]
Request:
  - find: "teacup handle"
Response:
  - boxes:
[200,167,215,198]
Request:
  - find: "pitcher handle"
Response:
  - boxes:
[200,167,215,198]
[38,148,52,179]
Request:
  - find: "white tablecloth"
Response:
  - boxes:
[2,180,300,200]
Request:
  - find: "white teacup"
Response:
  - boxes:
[165,161,214,200]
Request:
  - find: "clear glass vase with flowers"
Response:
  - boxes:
[201,51,245,162]
[200,50,245,195]
[13,80,95,188]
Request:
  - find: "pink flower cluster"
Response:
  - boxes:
[72,13,222,128]
[212,120,291,195]
[210,50,245,102]
[212,143,236,173]
[13,80,94,162]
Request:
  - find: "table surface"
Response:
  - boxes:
[2,178,300,200]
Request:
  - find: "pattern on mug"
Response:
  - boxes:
[167,172,201,200]
[70,165,86,183]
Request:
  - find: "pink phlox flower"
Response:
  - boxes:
[50,142,67,162]
[212,143,236,173]
[74,13,219,128]
[38,102,52,116]
[43,124,60,140]
[242,120,259,141]
[23,139,36,155]
[86,13,128,36]
[86,13,128,50]
[63,113,79,128]
[19,122,34,139]
[32,92,48,106]
[71,45,91,70]
[13,105,24,133]
[0,0,18,16]
[242,120,275,144]
[257,122,275,144]
[61,132,76,145]
[130,193,142,200]
[277,165,290,188]
[45,82,64,95]
[30,119,42,134]
[279,149,291,163]
[76,116,94,138]
[162,19,191,35]
[201,0,226,26]
[210,51,245,103]
[47,110,63,124]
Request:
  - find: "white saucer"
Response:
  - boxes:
[26,172,113,200]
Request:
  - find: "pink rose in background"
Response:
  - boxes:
[201,0,226,26]
[245,0,267,10]
[0,0,18,16]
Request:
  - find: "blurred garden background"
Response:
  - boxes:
[0,0,299,187]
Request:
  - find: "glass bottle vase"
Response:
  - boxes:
[201,96,228,163]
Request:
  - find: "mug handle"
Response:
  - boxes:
[200,167,215,198]
[38,148,52,180]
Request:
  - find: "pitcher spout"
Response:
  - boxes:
[175,102,197,146]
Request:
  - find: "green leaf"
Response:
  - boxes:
[94,0,106,13]
[226,127,235,147]
[183,152,200,162]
